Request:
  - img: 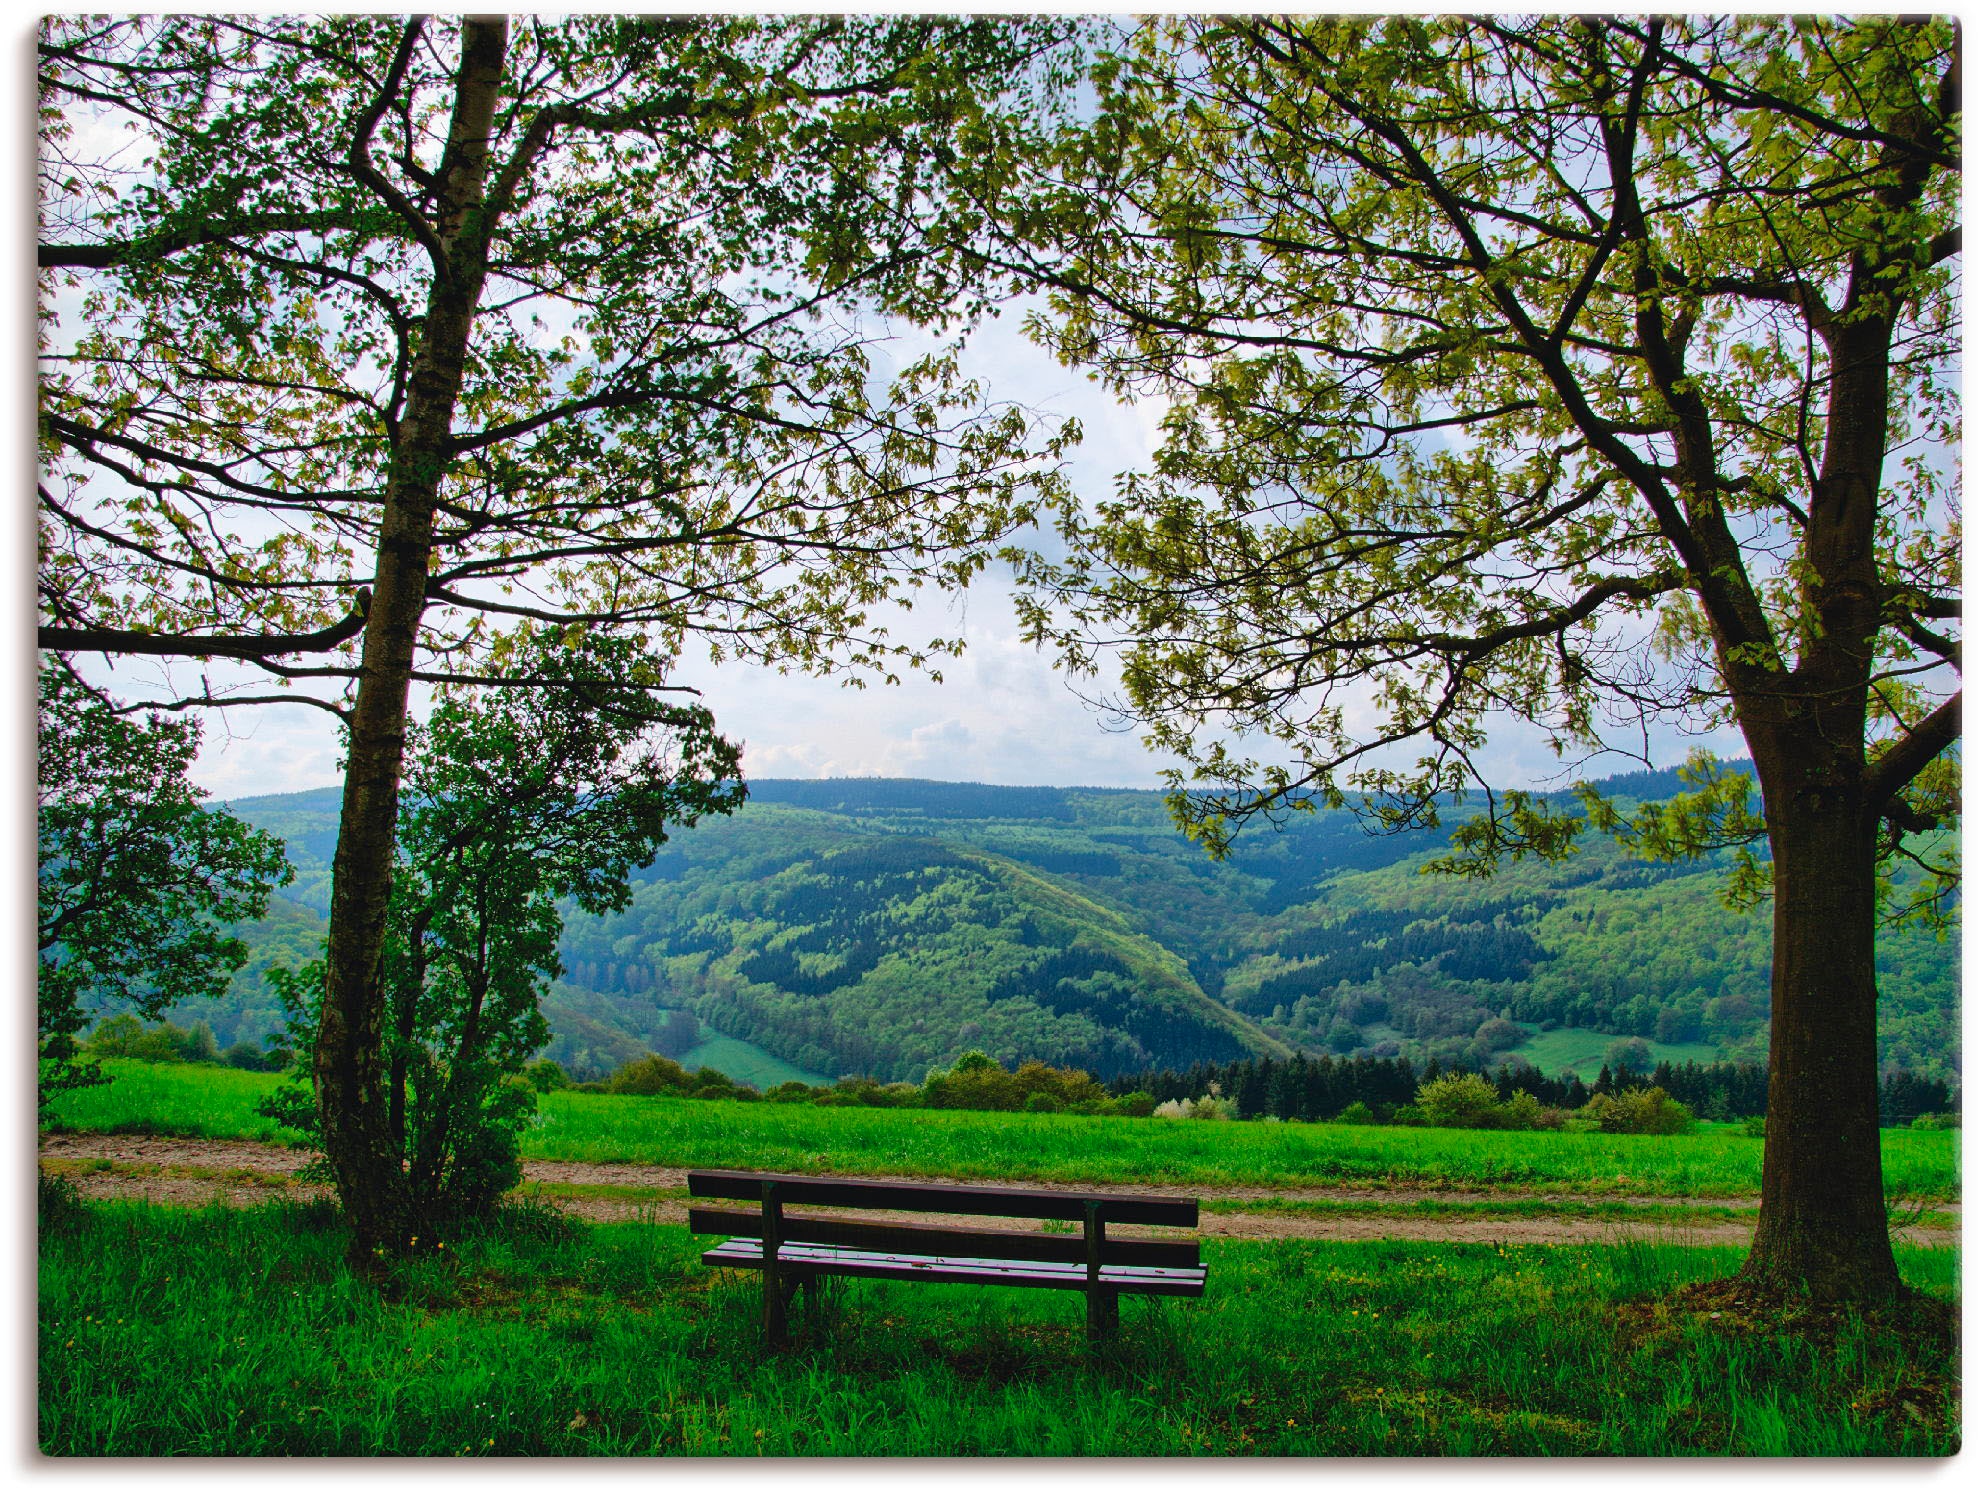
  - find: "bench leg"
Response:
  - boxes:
[763,1270,796,1344]
[1085,1287,1118,1341]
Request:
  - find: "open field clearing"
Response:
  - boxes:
[38,1131,1959,1251]
[46,1061,1961,1200]
[38,1194,1957,1456]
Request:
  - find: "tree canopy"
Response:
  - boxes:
[1009,15,1957,866]
[39,14,1079,698]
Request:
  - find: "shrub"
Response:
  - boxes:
[1023,1091,1063,1114]
[1152,1095,1235,1121]
[766,1081,816,1103]
[1415,1072,1505,1129]
[1112,1091,1156,1118]
[1582,1085,1696,1135]
[1334,1101,1379,1125]
[522,1058,569,1092]
[1742,1114,1767,1138]
[602,1054,692,1096]
[1910,1111,1960,1131]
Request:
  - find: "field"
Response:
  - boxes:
[45,1060,1962,1199]
[38,1194,1958,1456]
[676,1033,828,1089]
[1518,1025,1724,1078]
[40,1063,1961,1456]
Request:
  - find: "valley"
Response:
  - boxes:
[176,770,1958,1091]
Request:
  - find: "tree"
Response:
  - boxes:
[1008,17,1957,1299]
[39,15,1077,1263]
[266,625,742,1233]
[37,667,291,1106]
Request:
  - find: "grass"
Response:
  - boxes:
[45,1060,1962,1200]
[1519,1026,1724,1078]
[38,1194,1958,1456]
[677,1033,828,1090]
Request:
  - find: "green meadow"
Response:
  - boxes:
[45,1060,1961,1200]
[38,1193,1957,1456]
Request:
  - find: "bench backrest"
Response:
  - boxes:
[687,1169,1199,1269]
[688,1169,1195,1226]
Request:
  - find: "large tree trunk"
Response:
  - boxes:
[313,18,508,1270]
[1738,767,1901,1299]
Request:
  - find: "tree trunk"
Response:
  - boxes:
[1737,757,1901,1300]
[313,17,508,1271]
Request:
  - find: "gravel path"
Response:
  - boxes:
[38,1132,1959,1249]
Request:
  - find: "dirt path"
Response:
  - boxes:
[38,1133,1959,1249]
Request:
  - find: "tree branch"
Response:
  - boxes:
[1863,689,1962,811]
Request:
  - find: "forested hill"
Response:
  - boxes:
[206,769,1958,1089]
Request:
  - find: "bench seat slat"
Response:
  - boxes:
[689,1207,1200,1269]
[686,1169,1196,1227]
[701,1237,1207,1297]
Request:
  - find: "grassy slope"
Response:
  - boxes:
[1519,1027,1724,1078]
[39,1199,1959,1455]
[676,1034,826,1089]
[43,1062,1961,1199]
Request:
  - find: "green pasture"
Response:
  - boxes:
[1517,1026,1724,1078]
[42,1061,1961,1201]
[38,1195,1957,1456]
[677,1034,827,1090]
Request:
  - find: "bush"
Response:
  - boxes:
[1152,1095,1235,1121]
[522,1058,569,1092]
[1415,1072,1505,1129]
[1023,1091,1063,1114]
[1909,1111,1959,1131]
[1581,1085,1696,1135]
[601,1054,692,1096]
[766,1081,816,1103]
[1112,1091,1156,1118]
[1334,1100,1380,1126]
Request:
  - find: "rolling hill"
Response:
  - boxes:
[171,770,1958,1089]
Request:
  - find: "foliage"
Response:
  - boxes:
[37,669,290,1107]
[84,1015,220,1066]
[1007,14,1958,879]
[1582,1087,1699,1137]
[1414,1074,1507,1130]
[39,14,1084,685]
[263,628,742,1232]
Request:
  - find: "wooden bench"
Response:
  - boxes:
[687,1168,1204,1343]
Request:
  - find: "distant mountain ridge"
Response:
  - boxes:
[194,764,1955,1089]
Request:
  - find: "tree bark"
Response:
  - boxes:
[1737,753,1901,1299]
[313,17,508,1270]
